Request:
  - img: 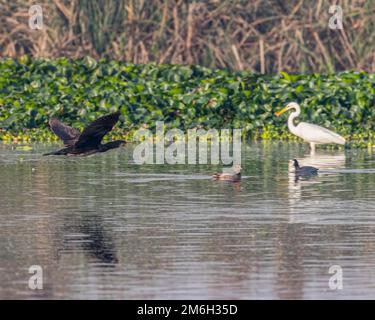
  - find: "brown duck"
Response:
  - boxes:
[44,111,125,156]
[212,164,242,182]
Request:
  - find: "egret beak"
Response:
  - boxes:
[275,106,290,117]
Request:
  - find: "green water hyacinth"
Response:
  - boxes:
[0,57,374,148]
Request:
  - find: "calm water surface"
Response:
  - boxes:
[1,142,375,299]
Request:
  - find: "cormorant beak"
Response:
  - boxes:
[275,106,290,117]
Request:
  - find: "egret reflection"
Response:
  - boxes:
[287,151,346,224]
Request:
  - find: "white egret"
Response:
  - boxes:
[275,102,346,152]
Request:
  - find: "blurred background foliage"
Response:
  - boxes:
[0,1,374,146]
[1,0,375,72]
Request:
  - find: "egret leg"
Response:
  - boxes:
[310,142,316,155]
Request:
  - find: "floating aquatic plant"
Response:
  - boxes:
[0,58,374,148]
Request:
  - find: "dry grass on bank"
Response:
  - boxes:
[1,0,375,72]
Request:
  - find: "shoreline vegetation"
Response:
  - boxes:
[0,57,374,148]
[1,1,374,73]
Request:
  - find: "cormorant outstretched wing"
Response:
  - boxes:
[49,118,81,146]
[74,111,121,148]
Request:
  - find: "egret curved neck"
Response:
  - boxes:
[287,110,300,135]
